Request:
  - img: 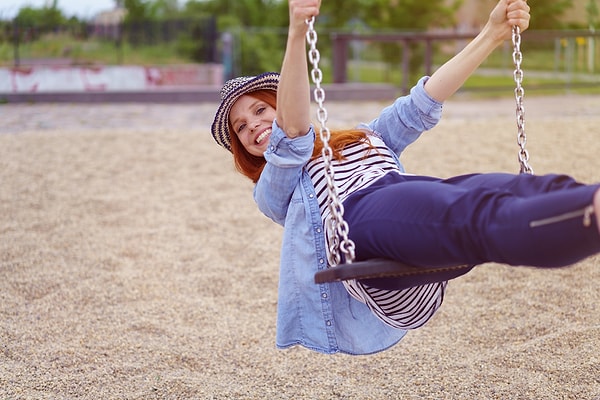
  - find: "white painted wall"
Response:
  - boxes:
[0,64,223,93]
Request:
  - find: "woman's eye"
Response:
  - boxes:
[257,107,265,115]
[237,123,246,133]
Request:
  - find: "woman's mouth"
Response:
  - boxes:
[256,129,272,144]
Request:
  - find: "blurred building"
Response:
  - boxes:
[455,0,591,29]
[91,7,127,39]
[94,7,127,26]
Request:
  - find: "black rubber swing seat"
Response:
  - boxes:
[314,259,476,290]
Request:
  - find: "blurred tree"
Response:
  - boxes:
[587,0,599,29]
[15,1,66,29]
[527,0,573,30]
[184,0,288,74]
[148,0,181,19]
[123,0,151,23]
[122,0,154,45]
[185,0,287,28]
[320,0,460,31]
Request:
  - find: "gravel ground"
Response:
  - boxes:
[1,93,599,399]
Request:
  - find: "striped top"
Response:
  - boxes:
[305,133,446,330]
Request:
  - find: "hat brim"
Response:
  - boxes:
[211,72,280,152]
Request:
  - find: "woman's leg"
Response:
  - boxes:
[441,172,584,195]
[344,172,600,269]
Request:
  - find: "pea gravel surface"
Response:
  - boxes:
[1,94,599,399]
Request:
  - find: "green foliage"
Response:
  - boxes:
[239,29,286,75]
[315,0,462,31]
[587,0,599,28]
[122,0,181,22]
[15,3,66,29]
[367,0,460,30]
[1,32,191,66]
[174,18,218,63]
[183,0,288,74]
[186,0,287,27]
[123,0,152,23]
[527,0,573,30]
[148,0,181,19]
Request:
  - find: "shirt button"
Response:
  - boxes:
[309,193,314,199]
[326,320,332,326]
[316,228,322,233]
[319,259,325,264]
[322,293,328,299]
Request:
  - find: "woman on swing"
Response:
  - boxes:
[211,0,600,355]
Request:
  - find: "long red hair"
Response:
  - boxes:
[229,90,369,183]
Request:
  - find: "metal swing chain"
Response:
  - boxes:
[512,25,534,175]
[304,20,532,265]
[306,16,356,266]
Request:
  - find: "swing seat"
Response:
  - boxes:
[314,259,476,290]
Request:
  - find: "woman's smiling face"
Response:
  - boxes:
[229,94,277,157]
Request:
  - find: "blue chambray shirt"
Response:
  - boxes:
[253,77,443,355]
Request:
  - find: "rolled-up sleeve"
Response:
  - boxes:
[367,76,443,155]
[253,120,315,225]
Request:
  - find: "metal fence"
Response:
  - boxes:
[1,17,217,67]
[3,20,600,94]
[329,30,600,93]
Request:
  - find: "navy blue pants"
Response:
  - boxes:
[344,172,600,285]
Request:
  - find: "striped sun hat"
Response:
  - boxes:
[211,72,280,152]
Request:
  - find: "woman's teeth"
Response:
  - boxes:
[256,129,271,144]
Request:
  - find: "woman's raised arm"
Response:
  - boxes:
[276,0,321,139]
[424,0,530,102]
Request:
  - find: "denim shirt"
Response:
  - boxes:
[253,77,443,355]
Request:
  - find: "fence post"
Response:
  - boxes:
[332,33,348,83]
[589,28,595,73]
[12,20,20,67]
[424,38,433,76]
[401,40,410,95]
[222,32,233,82]
[116,23,124,64]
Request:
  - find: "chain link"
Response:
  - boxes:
[306,16,356,265]
[512,25,533,174]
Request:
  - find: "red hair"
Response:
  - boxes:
[229,90,275,183]
[229,90,369,183]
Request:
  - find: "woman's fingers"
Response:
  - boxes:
[507,0,531,31]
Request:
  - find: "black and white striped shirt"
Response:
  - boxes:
[306,133,446,330]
